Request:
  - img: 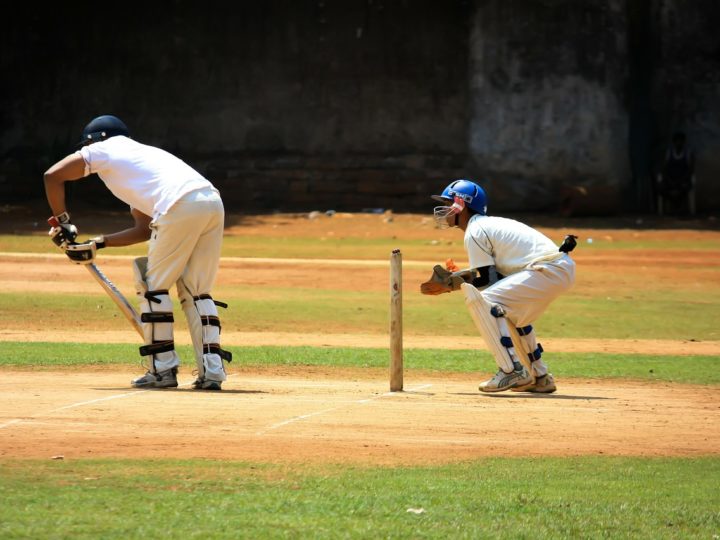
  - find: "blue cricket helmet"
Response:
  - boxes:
[431,179,487,215]
[77,115,130,147]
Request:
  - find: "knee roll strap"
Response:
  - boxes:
[527,343,544,363]
[194,293,228,309]
[144,289,168,304]
[200,315,221,330]
[139,340,175,356]
[141,312,174,323]
[204,343,233,362]
[139,289,176,360]
[516,325,533,336]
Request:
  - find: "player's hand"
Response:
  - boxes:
[420,265,455,295]
[445,258,460,272]
[64,237,105,265]
[559,234,578,253]
[47,212,78,248]
[420,264,476,295]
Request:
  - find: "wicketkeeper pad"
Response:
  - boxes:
[462,283,517,373]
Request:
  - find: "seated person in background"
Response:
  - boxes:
[656,131,696,215]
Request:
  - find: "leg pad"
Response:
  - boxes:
[462,283,516,373]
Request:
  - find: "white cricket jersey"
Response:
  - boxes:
[464,215,562,276]
[78,136,213,218]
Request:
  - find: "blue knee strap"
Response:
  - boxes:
[527,343,544,362]
[516,325,533,336]
[500,336,513,348]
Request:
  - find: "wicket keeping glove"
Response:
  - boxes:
[420,265,475,295]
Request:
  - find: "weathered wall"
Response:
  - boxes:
[0,0,718,214]
[466,0,629,213]
[649,0,720,209]
[0,1,471,213]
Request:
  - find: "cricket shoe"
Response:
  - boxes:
[479,365,533,393]
[131,368,178,389]
[512,373,557,394]
[192,378,222,391]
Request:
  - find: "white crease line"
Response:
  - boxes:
[256,383,432,435]
[0,392,148,430]
[0,377,205,430]
[242,379,361,388]
[51,390,150,412]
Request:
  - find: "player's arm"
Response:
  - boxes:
[100,208,153,247]
[64,208,152,264]
[44,152,89,249]
[471,266,504,289]
[43,152,87,218]
[420,265,504,295]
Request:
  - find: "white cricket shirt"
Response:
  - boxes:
[464,214,562,276]
[78,136,213,218]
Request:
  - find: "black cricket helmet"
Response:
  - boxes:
[77,115,129,147]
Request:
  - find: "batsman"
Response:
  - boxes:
[43,115,231,390]
[421,179,577,394]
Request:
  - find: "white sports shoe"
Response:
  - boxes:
[131,368,178,389]
[512,373,557,394]
[479,365,533,393]
[192,377,222,391]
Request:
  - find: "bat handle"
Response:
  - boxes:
[48,216,59,227]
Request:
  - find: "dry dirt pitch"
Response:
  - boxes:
[1,212,719,464]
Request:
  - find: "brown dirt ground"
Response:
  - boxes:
[1,211,719,464]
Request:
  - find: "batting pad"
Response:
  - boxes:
[133,256,179,372]
[177,281,226,383]
[132,257,149,294]
[462,283,515,373]
[133,257,153,345]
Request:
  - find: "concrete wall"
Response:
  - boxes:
[650,0,720,209]
[467,0,629,213]
[1,0,718,214]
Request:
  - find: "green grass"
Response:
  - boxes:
[3,286,720,340]
[1,457,718,539]
[0,234,147,256]
[220,236,465,260]
[2,231,719,259]
[1,233,460,260]
[2,226,719,539]
[3,342,719,385]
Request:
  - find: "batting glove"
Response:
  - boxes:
[48,212,78,248]
[65,237,104,265]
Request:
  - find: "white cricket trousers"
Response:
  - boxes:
[143,186,226,379]
[482,254,576,327]
[146,187,224,294]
